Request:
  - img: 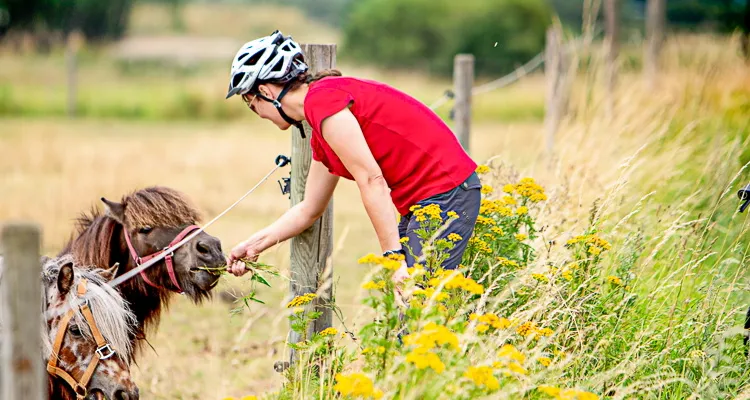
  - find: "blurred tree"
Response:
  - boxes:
[343,0,552,77]
[0,0,133,42]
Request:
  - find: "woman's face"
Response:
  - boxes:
[242,84,291,130]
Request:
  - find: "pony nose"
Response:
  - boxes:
[195,236,222,259]
[114,388,139,400]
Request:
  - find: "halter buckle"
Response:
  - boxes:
[74,383,87,397]
[96,344,116,360]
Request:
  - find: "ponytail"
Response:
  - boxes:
[288,69,342,91]
[304,69,343,84]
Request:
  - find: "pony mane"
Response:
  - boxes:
[59,186,203,269]
[0,255,137,364]
[121,186,202,229]
[40,255,137,362]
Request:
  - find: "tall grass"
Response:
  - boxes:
[228,34,750,400]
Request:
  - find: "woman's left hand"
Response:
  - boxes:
[391,260,410,284]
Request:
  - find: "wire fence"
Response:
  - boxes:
[428,27,603,112]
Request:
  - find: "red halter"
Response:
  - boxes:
[122,225,201,294]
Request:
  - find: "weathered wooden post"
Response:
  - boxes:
[1,223,46,400]
[645,0,666,89]
[604,0,620,118]
[544,26,569,160]
[453,54,473,154]
[286,43,336,368]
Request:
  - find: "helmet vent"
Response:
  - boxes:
[237,53,248,62]
[244,51,263,66]
[271,59,284,72]
[232,72,245,88]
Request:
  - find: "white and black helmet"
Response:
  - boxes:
[225,30,308,99]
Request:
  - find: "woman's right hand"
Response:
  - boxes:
[226,236,262,277]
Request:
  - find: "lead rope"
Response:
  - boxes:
[108,155,291,289]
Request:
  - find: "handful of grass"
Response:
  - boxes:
[196,259,280,312]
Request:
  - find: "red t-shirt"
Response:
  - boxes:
[304,76,477,216]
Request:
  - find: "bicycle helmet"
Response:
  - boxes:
[225,30,309,136]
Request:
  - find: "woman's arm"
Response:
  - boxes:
[227,160,339,275]
[319,107,402,254]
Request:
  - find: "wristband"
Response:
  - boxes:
[383,248,406,258]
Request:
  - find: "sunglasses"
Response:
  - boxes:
[242,93,257,113]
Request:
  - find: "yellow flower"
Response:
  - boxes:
[503,184,515,193]
[538,385,560,397]
[402,322,460,352]
[481,185,494,195]
[537,385,599,400]
[516,321,536,337]
[606,275,623,287]
[535,327,554,337]
[413,203,443,222]
[447,233,462,242]
[476,216,496,226]
[319,327,338,336]
[562,269,573,281]
[491,227,505,236]
[497,344,525,363]
[502,195,516,205]
[538,357,552,367]
[472,313,511,329]
[516,206,528,215]
[476,324,490,333]
[496,257,519,268]
[362,280,386,290]
[498,206,513,217]
[515,233,528,241]
[532,273,549,283]
[405,347,446,373]
[413,287,449,302]
[447,211,458,219]
[475,164,490,174]
[333,373,383,399]
[286,293,316,308]
[463,366,499,391]
[400,236,410,244]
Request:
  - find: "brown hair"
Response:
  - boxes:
[288,68,342,91]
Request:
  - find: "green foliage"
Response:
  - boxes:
[0,0,133,40]
[342,0,552,77]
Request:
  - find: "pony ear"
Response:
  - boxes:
[101,197,126,224]
[57,262,75,297]
[97,262,120,281]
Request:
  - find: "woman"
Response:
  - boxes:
[225,31,481,281]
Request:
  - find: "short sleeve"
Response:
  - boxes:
[304,87,355,134]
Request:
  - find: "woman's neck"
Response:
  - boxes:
[280,84,309,122]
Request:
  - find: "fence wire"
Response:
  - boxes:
[428,27,603,111]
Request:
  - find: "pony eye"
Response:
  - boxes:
[139,226,153,234]
[69,325,82,337]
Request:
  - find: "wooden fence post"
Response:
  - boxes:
[544,26,569,160]
[1,223,45,400]
[453,54,473,154]
[285,43,336,369]
[604,0,620,118]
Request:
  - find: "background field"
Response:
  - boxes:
[1,1,749,399]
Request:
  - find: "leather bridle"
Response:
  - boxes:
[47,279,117,400]
[122,224,200,294]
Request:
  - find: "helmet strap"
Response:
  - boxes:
[257,81,306,138]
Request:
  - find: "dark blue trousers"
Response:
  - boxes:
[397,172,481,270]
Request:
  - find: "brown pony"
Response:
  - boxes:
[58,186,226,359]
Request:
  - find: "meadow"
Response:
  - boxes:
[1,2,749,399]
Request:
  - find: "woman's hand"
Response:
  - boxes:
[226,236,263,276]
[391,260,410,284]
